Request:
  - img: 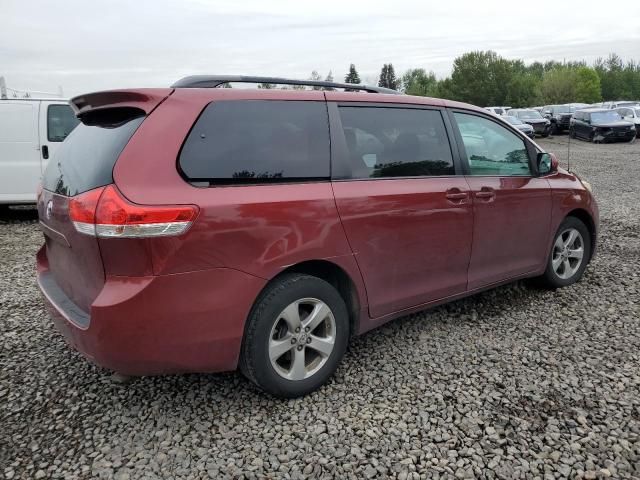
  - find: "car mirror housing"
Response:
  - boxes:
[537,152,558,175]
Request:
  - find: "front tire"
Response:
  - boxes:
[240,273,349,398]
[540,217,591,288]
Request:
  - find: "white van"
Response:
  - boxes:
[0,99,79,205]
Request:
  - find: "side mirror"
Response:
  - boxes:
[537,152,558,175]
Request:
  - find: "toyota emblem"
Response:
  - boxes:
[46,200,53,220]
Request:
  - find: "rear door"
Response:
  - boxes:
[39,114,145,312]
[330,103,473,318]
[0,101,40,202]
[38,101,79,171]
[449,110,551,290]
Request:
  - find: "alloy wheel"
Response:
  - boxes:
[268,298,336,381]
[552,228,585,280]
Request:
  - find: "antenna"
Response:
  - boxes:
[567,127,571,172]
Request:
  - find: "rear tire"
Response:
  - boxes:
[539,217,591,289]
[240,273,349,398]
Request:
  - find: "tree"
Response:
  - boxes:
[324,70,335,90]
[344,64,361,84]
[595,54,637,100]
[258,83,274,89]
[378,63,399,90]
[574,67,602,103]
[447,51,516,106]
[401,68,438,96]
[309,70,322,90]
[505,73,541,107]
[540,67,577,104]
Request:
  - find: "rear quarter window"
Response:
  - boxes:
[178,100,330,183]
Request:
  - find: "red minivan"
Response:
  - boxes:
[37,76,599,397]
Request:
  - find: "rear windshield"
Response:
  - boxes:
[178,100,330,183]
[517,110,543,120]
[42,116,144,196]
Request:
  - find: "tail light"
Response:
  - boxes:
[69,185,199,238]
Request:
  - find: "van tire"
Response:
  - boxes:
[539,217,591,289]
[239,273,349,398]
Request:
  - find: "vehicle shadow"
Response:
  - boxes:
[0,206,38,223]
[78,278,552,414]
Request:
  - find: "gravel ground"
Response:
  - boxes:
[1,136,639,480]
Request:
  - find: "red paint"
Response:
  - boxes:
[332,178,473,318]
[464,176,552,289]
[37,87,599,376]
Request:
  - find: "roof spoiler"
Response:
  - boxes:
[70,89,173,118]
[171,75,401,95]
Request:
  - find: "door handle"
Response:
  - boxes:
[42,145,49,160]
[445,188,468,203]
[475,187,496,200]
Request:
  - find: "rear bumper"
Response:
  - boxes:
[37,246,266,375]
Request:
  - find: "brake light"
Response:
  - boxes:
[69,185,198,238]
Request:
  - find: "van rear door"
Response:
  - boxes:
[0,101,40,203]
[38,101,79,172]
[37,88,172,314]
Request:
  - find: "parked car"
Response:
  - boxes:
[542,104,575,134]
[615,106,640,137]
[566,103,589,110]
[507,109,551,136]
[502,115,535,138]
[570,108,636,143]
[0,98,78,207]
[485,106,511,116]
[602,100,640,109]
[36,75,599,398]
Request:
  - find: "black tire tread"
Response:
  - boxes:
[539,216,591,289]
[239,273,348,397]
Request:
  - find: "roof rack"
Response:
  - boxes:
[171,75,400,95]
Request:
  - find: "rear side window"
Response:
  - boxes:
[47,104,80,142]
[179,101,330,183]
[42,115,144,196]
[338,107,454,178]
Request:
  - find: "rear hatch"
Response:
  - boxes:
[38,89,171,313]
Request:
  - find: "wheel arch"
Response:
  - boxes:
[275,260,361,338]
[566,208,596,261]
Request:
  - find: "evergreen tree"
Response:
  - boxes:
[324,71,335,90]
[309,70,322,90]
[378,64,399,89]
[378,64,388,87]
[344,64,361,84]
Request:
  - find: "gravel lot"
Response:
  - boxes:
[1,136,639,480]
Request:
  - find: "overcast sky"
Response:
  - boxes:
[2,0,639,97]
